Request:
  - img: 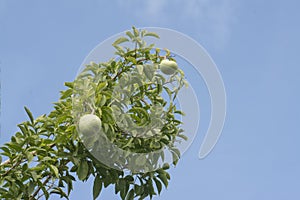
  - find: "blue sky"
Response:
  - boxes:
[1,0,300,199]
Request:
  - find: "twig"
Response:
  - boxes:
[0,143,56,168]
[0,158,11,166]
[30,175,52,200]
[112,69,124,81]
[0,157,23,177]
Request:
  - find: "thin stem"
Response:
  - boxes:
[0,157,23,177]
[0,159,10,166]
[112,69,124,81]
[0,143,56,174]
[134,41,138,59]
[30,175,52,200]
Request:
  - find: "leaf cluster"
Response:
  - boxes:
[0,27,188,200]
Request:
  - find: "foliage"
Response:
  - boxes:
[0,27,188,200]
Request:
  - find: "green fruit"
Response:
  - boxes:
[159,59,178,75]
[78,114,102,137]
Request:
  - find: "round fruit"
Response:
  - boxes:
[78,114,102,137]
[159,59,178,75]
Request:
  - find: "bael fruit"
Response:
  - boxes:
[159,59,178,75]
[78,114,102,137]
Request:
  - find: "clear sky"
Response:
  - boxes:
[1,0,300,199]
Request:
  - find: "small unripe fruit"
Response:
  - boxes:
[159,59,178,75]
[78,114,102,137]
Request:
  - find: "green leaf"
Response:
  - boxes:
[132,27,139,37]
[126,31,134,39]
[162,163,170,170]
[93,175,102,200]
[157,173,168,188]
[50,165,59,178]
[123,138,134,148]
[26,151,34,163]
[60,89,73,99]
[134,184,144,196]
[64,82,74,89]
[0,146,11,157]
[113,37,129,46]
[101,106,115,123]
[174,110,185,116]
[129,107,149,121]
[77,160,89,181]
[119,179,129,200]
[124,175,134,182]
[144,32,160,39]
[24,107,34,124]
[38,179,50,199]
[6,142,22,152]
[125,189,134,200]
[178,134,188,141]
[126,56,137,64]
[171,151,179,165]
[114,45,125,55]
[135,38,143,48]
[97,95,107,107]
[147,179,156,196]
[96,81,108,92]
[141,29,147,37]
[50,187,69,199]
[30,171,38,181]
[136,65,143,75]
[143,65,154,81]
[171,148,181,157]
[28,181,35,194]
[153,178,162,195]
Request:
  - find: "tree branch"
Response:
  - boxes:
[30,175,52,200]
[0,157,23,177]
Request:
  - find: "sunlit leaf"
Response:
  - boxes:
[24,107,34,124]
[144,32,160,39]
[50,165,59,178]
[113,37,129,46]
[77,160,89,181]
[93,175,102,200]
